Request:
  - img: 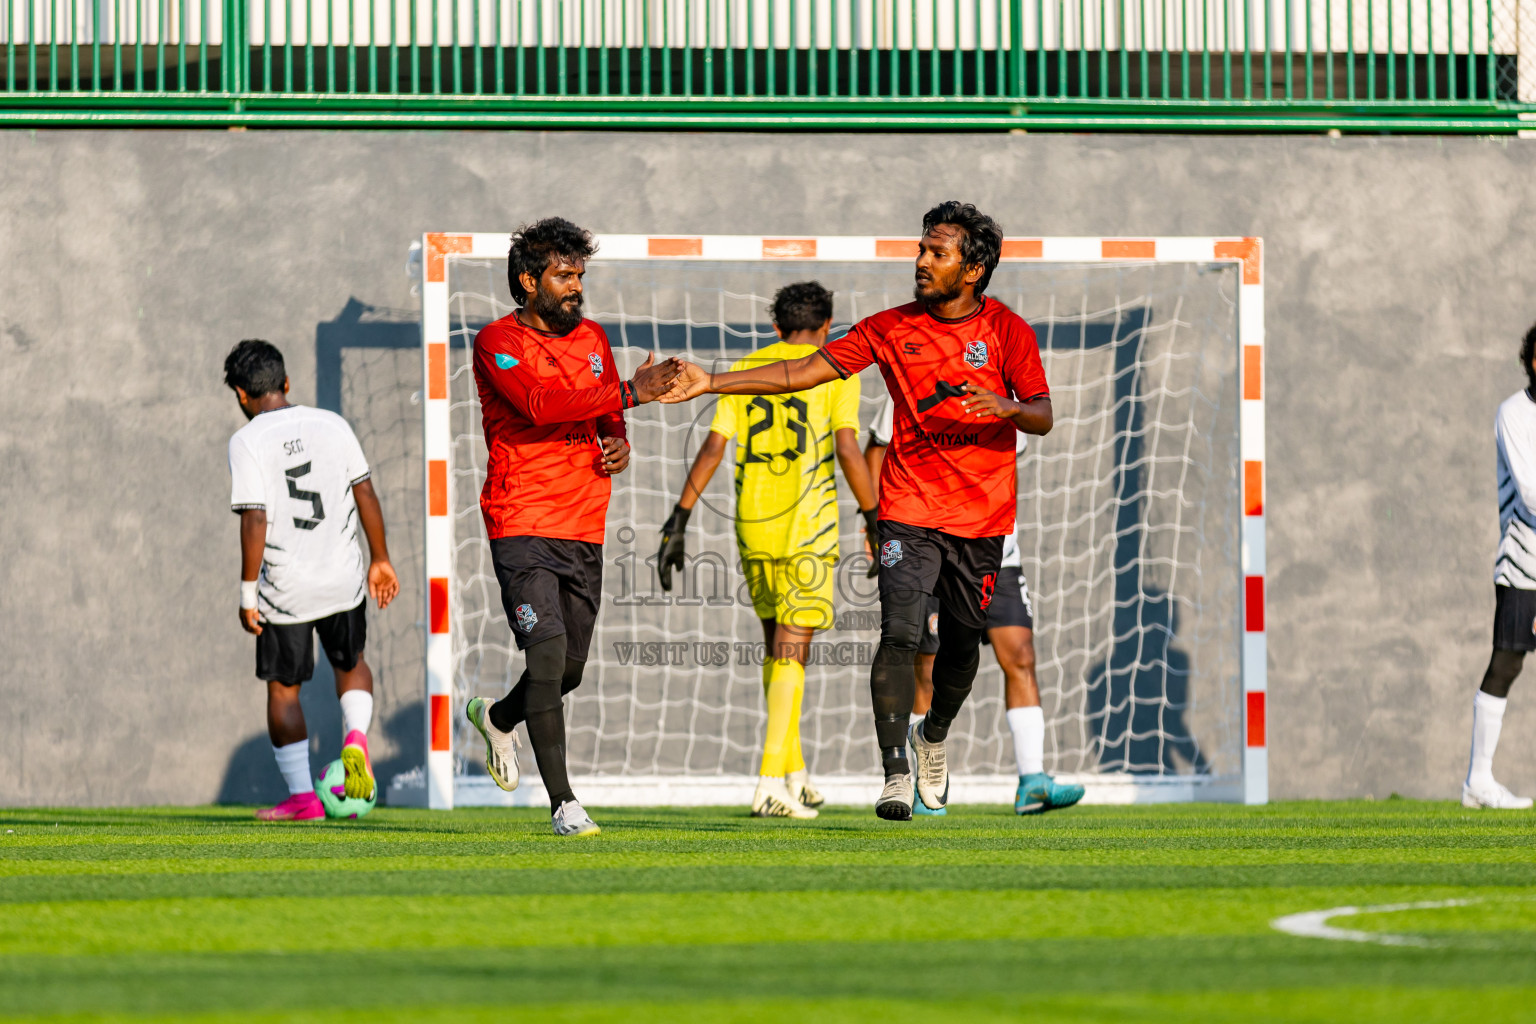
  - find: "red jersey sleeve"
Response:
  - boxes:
[818,317,880,379]
[998,312,1050,403]
[475,323,623,426]
[594,335,628,443]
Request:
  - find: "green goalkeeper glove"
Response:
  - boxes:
[658,504,691,592]
[862,508,881,578]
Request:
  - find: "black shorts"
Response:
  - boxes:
[256,601,367,685]
[1494,584,1536,652]
[983,569,1034,642]
[877,521,1005,632]
[491,535,603,657]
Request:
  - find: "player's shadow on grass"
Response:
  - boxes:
[1083,588,1208,774]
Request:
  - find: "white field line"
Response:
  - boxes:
[1270,899,1478,947]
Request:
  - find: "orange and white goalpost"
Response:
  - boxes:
[392,233,1265,811]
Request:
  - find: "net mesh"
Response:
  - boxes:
[443,256,1243,786]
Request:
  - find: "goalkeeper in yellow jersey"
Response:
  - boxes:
[657,282,879,818]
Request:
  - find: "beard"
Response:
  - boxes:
[528,287,584,335]
[913,274,962,305]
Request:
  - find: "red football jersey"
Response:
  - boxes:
[819,298,1048,539]
[473,313,628,543]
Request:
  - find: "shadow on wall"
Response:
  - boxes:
[1085,587,1208,774]
[215,661,427,805]
[1051,307,1207,775]
[218,297,428,805]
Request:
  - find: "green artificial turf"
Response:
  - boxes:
[1,801,1533,1022]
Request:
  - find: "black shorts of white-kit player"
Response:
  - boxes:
[256,601,367,684]
[490,536,604,656]
[877,521,1005,630]
[982,570,1034,642]
[1493,584,1536,652]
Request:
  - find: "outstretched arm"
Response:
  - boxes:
[481,347,679,424]
[660,353,841,403]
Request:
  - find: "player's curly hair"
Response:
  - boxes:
[506,217,597,306]
[1522,321,1536,392]
[224,339,287,398]
[922,201,1003,295]
[771,281,834,334]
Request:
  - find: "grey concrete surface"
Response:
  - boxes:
[1,129,1532,805]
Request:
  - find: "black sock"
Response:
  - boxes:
[488,670,529,733]
[513,635,577,810]
[925,615,983,743]
[871,643,916,777]
[489,655,586,734]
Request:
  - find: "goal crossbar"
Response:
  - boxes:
[399,232,1266,811]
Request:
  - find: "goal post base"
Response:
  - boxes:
[388,771,1244,808]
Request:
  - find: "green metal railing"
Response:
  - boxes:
[2,0,1532,128]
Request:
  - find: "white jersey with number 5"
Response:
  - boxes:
[870,394,1028,568]
[1496,389,1536,590]
[228,405,371,624]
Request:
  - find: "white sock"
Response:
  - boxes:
[1467,691,1508,788]
[1007,706,1046,776]
[339,690,374,738]
[272,741,314,796]
[910,712,925,726]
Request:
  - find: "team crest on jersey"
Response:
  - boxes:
[515,603,538,632]
[588,353,604,378]
[926,612,939,636]
[964,339,989,369]
[880,539,904,567]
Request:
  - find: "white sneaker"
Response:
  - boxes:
[552,800,601,836]
[1462,778,1533,809]
[786,769,825,809]
[465,697,520,792]
[875,772,914,821]
[752,777,819,819]
[908,719,949,812]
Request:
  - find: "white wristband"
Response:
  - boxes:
[240,580,258,610]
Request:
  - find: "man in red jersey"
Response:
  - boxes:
[662,202,1052,820]
[464,217,680,837]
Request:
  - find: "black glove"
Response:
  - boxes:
[658,504,691,592]
[862,508,881,578]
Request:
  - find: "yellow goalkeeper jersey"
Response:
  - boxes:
[709,341,862,562]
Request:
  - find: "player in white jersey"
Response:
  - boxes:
[865,395,1084,816]
[1464,324,1536,810]
[225,340,400,821]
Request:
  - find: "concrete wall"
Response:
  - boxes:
[1,129,1533,805]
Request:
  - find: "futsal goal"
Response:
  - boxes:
[389,233,1267,810]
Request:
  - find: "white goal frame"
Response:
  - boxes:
[409,232,1267,811]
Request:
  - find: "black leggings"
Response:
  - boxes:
[489,635,585,810]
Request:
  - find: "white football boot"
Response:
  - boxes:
[465,697,520,792]
[875,772,914,821]
[1462,778,1533,809]
[752,777,819,819]
[786,769,825,809]
[552,800,601,836]
[908,719,950,813]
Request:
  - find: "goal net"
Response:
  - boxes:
[395,234,1266,810]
